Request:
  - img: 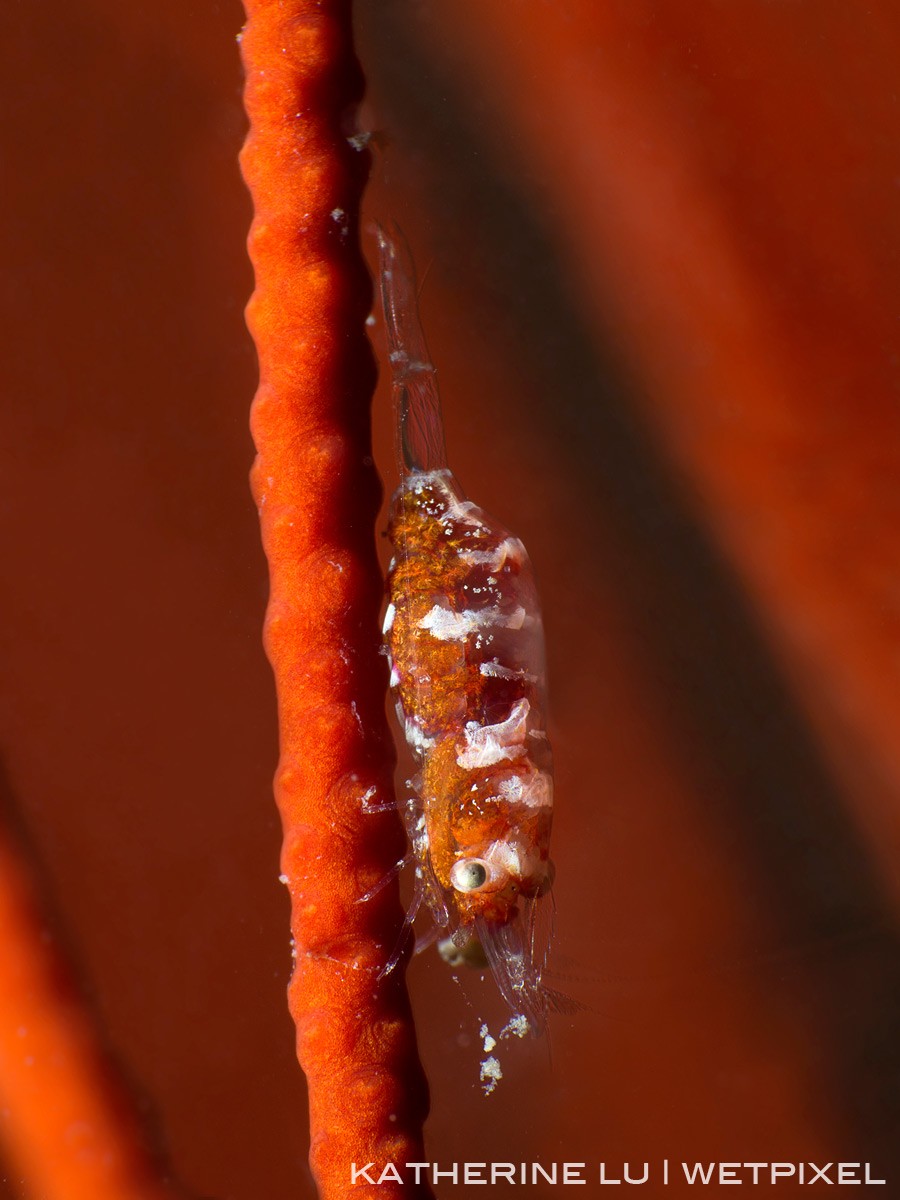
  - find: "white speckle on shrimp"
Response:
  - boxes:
[432,483,485,528]
[480,839,527,878]
[418,603,525,642]
[456,699,530,770]
[480,660,539,683]
[382,603,396,634]
[459,537,526,570]
[497,771,554,810]
[404,719,434,754]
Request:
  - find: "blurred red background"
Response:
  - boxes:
[2,2,900,1197]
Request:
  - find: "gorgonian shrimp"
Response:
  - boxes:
[377,225,556,1033]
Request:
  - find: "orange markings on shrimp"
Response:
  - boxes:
[377,226,556,1033]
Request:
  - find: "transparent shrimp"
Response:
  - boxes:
[377,225,556,1034]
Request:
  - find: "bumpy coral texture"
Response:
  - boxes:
[240,3,431,1196]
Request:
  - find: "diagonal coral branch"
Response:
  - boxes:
[0,827,177,1200]
[239,3,432,1197]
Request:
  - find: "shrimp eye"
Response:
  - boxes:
[450,858,493,893]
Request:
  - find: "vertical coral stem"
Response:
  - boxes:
[239,4,431,1197]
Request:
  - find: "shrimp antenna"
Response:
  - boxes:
[416,255,435,303]
[376,222,448,476]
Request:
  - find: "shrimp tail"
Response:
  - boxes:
[376,222,448,476]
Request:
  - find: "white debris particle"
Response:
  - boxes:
[479,1023,497,1054]
[501,1014,531,1039]
[278,873,289,885]
[480,1055,503,1095]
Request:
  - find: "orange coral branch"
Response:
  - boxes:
[239,4,431,1197]
[0,829,176,1200]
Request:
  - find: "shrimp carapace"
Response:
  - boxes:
[377,224,555,1033]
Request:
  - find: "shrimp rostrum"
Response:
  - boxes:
[377,226,556,1033]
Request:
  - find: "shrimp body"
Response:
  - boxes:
[378,227,554,1030]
